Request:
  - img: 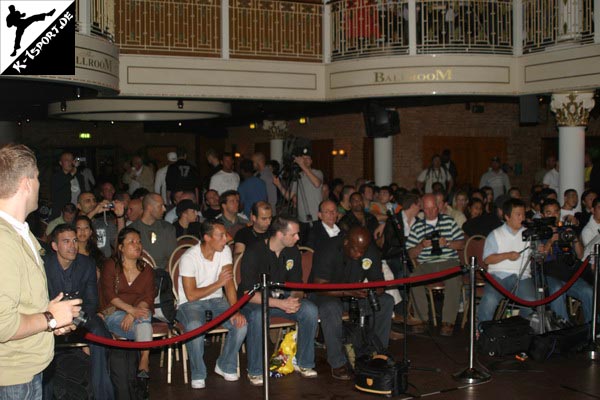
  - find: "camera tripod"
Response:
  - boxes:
[500,239,554,334]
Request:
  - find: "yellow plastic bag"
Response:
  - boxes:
[269,330,297,376]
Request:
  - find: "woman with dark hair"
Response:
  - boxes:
[465,198,484,220]
[100,227,156,378]
[74,215,105,273]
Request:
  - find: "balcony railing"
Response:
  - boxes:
[115,0,221,56]
[80,0,596,61]
[523,0,594,52]
[230,0,322,60]
[418,0,513,54]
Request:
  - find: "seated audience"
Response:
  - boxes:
[177,220,247,389]
[216,190,249,239]
[173,199,201,238]
[44,224,114,400]
[130,193,177,269]
[100,228,156,380]
[202,189,222,220]
[477,199,536,323]
[406,194,464,336]
[233,201,273,262]
[238,216,318,385]
[309,226,394,380]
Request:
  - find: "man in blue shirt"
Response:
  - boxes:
[237,159,267,219]
[43,224,114,400]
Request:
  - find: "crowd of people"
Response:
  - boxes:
[1,142,598,399]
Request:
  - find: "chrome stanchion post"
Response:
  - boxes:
[589,245,600,360]
[453,256,491,383]
[261,273,270,399]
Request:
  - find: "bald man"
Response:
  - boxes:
[130,193,177,269]
[309,226,394,380]
[406,194,464,336]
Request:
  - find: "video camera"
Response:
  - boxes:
[280,136,312,181]
[522,217,555,241]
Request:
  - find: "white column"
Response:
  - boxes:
[323,1,332,64]
[551,92,595,207]
[0,122,19,145]
[595,0,600,43]
[374,136,393,186]
[221,0,230,59]
[270,138,284,164]
[408,0,417,55]
[512,0,523,56]
[78,0,91,35]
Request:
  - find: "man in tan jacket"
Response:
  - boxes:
[0,144,81,399]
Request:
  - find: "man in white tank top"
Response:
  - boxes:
[477,198,537,323]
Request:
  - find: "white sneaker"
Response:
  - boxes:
[294,366,318,378]
[191,379,205,389]
[247,374,264,386]
[214,364,239,381]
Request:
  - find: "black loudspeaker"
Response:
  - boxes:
[520,95,539,124]
[364,103,400,137]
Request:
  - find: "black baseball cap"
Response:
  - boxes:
[176,199,200,217]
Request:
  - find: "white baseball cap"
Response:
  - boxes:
[167,152,178,162]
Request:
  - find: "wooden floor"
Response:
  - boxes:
[147,323,600,400]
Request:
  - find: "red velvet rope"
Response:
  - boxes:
[282,265,463,290]
[84,293,253,349]
[480,257,590,307]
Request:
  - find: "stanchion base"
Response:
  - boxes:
[452,367,491,384]
[588,350,600,360]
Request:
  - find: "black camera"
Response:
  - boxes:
[62,292,88,328]
[522,217,555,241]
[556,223,577,265]
[425,231,442,256]
[349,297,360,325]
[367,289,381,312]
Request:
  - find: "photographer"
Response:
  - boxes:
[43,225,114,399]
[541,199,594,324]
[273,149,323,231]
[477,198,537,323]
[406,194,464,336]
[309,226,394,380]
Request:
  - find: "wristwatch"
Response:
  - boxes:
[43,311,57,332]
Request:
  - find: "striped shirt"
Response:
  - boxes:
[406,214,464,264]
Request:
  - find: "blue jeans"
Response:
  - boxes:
[177,297,247,381]
[477,274,536,323]
[547,276,594,323]
[241,299,318,376]
[105,310,152,341]
[0,373,42,400]
[311,294,394,369]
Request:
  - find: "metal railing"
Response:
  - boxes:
[523,0,594,52]
[86,0,595,61]
[417,0,513,54]
[114,0,221,56]
[229,0,322,61]
[331,0,409,61]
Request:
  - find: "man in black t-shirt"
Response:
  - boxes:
[233,201,272,262]
[309,226,394,380]
[338,192,379,236]
[173,199,201,238]
[166,153,199,202]
[238,216,318,386]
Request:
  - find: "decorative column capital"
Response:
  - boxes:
[262,120,288,140]
[550,92,595,127]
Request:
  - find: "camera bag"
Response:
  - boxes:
[529,323,590,361]
[478,316,534,357]
[354,354,408,397]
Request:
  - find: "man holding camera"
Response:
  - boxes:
[406,194,464,336]
[310,226,394,380]
[541,199,594,324]
[273,149,323,238]
[43,224,114,399]
[76,191,125,258]
[477,198,537,323]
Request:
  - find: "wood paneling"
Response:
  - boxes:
[422,136,507,189]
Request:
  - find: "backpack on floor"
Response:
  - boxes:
[49,348,93,400]
[354,353,409,397]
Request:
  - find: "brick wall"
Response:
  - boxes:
[227,100,600,196]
